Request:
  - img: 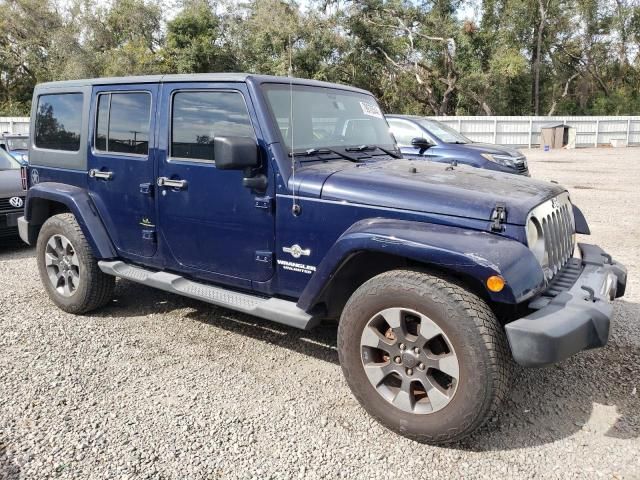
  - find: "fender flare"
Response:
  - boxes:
[24,182,117,258]
[572,204,590,235]
[297,218,545,311]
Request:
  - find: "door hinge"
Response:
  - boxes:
[142,228,156,242]
[255,251,273,263]
[139,182,153,195]
[254,196,273,211]
[490,203,507,232]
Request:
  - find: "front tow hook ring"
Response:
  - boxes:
[581,285,596,302]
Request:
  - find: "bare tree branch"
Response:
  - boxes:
[547,72,579,115]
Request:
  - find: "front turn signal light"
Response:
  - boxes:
[486,275,505,292]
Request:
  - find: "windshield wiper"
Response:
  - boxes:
[289,147,360,162]
[288,148,332,157]
[344,144,402,158]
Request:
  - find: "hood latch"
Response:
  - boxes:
[490,203,507,232]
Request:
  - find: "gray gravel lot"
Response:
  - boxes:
[1,147,639,479]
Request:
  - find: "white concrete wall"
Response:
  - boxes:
[431,116,640,147]
[0,117,30,135]
[4,115,640,147]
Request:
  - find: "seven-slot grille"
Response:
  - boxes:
[535,194,575,277]
[0,197,24,212]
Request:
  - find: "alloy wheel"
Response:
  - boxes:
[360,307,459,414]
[44,234,81,297]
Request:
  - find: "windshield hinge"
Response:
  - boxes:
[490,203,507,232]
[255,251,273,264]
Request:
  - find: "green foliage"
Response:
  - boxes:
[0,0,639,116]
[165,0,237,73]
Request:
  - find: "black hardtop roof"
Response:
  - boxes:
[35,73,371,95]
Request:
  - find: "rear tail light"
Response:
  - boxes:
[20,166,28,190]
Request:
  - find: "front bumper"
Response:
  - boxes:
[505,243,627,367]
[0,211,21,237]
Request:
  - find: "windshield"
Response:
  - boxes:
[262,84,396,152]
[6,137,28,150]
[0,148,20,170]
[416,119,472,144]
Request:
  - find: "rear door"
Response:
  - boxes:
[88,84,158,259]
[155,83,275,284]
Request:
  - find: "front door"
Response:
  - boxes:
[88,84,158,259]
[156,83,274,284]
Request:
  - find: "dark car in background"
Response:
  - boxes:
[1,134,29,165]
[0,148,26,240]
[386,115,529,175]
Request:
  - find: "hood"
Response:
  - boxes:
[458,143,524,158]
[0,170,24,198]
[293,158,563,225]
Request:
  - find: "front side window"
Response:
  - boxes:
[416,119,471,144]
[262,84,396,152]
[171,91,255,162]
[95,92,151,155]
[387,119,424,146]
[35,93,83,151]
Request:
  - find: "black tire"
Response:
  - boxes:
[36,213,115,314]
[337,269,512,443]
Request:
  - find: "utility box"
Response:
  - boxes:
[540,123,571,149]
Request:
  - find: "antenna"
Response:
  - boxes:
[289,35,301,216]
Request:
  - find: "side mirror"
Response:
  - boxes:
[410,137,433,155]
[411,137,433,154]
[214,136,266,190]
[214,136,259,170]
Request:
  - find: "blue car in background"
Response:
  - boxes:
[1,134,29,165]
[386,115,529,176]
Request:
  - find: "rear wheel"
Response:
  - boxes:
[338,269,512,443]
[36,213,115,314]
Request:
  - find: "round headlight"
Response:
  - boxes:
[526,217,545,264]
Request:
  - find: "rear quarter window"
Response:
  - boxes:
[35,93,83,151]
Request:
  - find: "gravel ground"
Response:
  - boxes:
[1,147,639,479]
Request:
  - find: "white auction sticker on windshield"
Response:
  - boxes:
[360,101,383,118]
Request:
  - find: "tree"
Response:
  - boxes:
[0,0,639,116]
[164,0,237,73]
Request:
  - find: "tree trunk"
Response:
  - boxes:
[533,0,547,115]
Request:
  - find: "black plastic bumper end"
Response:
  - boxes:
[505,243,627,368]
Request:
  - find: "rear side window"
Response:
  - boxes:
[35,93,83,151]
[95,92,151,155]
[171,91,255,162]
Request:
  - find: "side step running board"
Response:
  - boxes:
[98,261,319,330]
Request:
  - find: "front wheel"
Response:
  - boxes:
[337,269,512,443]
[36,213,115,314]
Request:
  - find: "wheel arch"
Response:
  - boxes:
[309,250,492,320]
[297,218,545,317]
[24,183,117,259]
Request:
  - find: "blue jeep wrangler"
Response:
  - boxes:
[19,74,626,443]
